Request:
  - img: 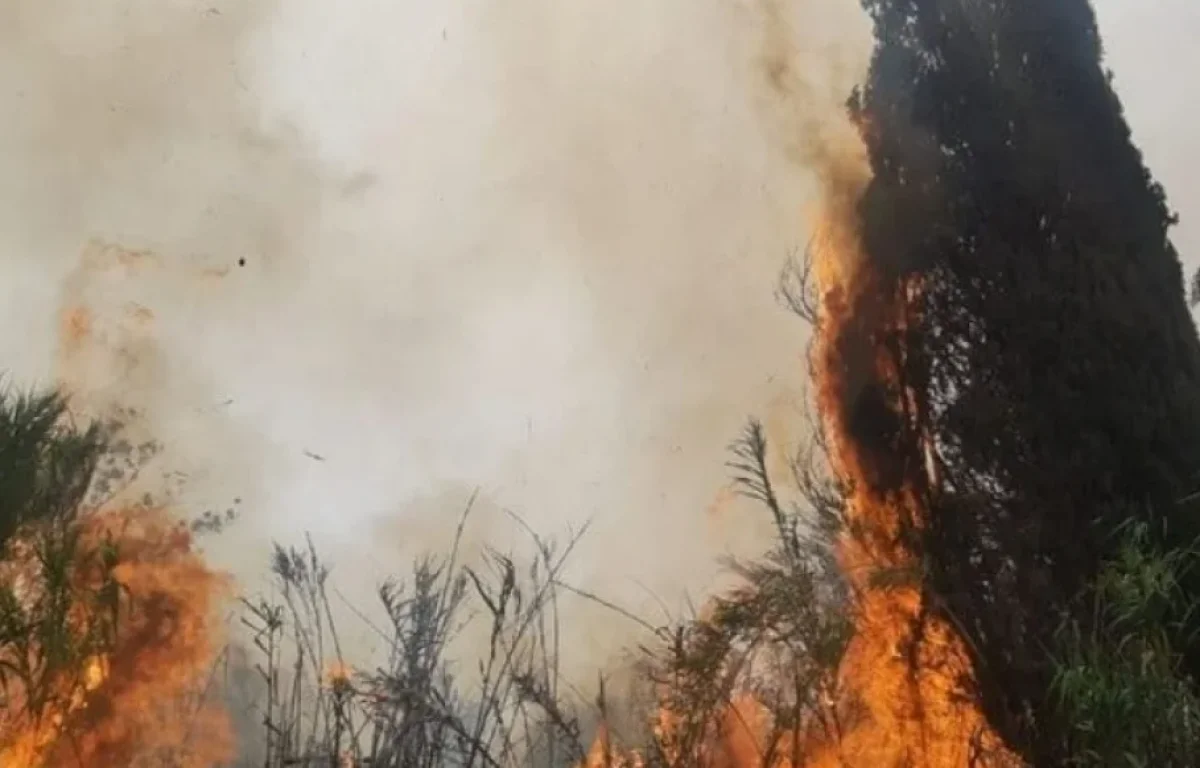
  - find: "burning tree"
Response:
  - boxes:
[829,0,1200,763]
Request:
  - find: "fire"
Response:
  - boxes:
[0,238,238,766]
[0,653,110,764]
[578,52,1019,768]
[799,167,995,767]
[0,506,234,767]
[324,660,355,691]
[82,656,108,692]
[581,694,782,768]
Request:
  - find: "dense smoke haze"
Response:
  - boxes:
[0,0,1195,680]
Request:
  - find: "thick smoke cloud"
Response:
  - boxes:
[0,0,869,672]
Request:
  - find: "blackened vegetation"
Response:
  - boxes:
[848,0,1200,762]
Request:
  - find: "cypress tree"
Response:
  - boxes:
[844,0,1200,759]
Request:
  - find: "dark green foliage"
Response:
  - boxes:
[0,388,105,549]
[847,0,1200,761]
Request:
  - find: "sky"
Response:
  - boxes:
[0,0,1196,670]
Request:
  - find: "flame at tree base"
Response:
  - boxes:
[805,180,1014,765]
[578,106,1017,768]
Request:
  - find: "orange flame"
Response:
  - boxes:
[324,660,355,693]
[796,103,1017,768]
[0,239,238,766]
[0,507,234,767]
[577,87,1017,768]
[581,694,781,768]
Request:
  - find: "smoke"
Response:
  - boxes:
[0,0,326,583]
[0,0,869,677]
